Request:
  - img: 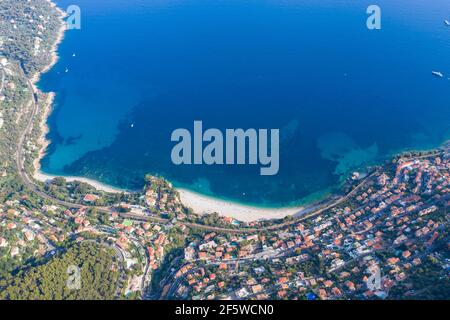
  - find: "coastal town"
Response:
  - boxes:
[164,151,450,300]
[0,0,448,300]
[1,134,449,299]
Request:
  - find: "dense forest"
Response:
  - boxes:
[0,242,120,300]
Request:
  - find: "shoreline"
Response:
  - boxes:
[178,188,305,222]
[31,1,66,183]
[33,170,128,194]
[29,4,123,195]
[29,1,449,222]
[30,1,309,220]
[29,12,128,197]
[30,0,67,85]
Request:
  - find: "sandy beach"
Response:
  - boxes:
[178,188,304,222]
[33,170,127,193]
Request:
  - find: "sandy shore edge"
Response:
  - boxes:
[34,171,128,194]
[178,188,305,222]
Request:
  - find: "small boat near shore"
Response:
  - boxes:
[432,71,444,78]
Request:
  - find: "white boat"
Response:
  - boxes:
[65,68,69,73]
[445,19,450,26]
[432,71,444,78]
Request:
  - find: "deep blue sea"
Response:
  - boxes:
[39,0,450,207]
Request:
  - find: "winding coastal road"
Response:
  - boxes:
[120,170,378,234]
[15,66,377,234]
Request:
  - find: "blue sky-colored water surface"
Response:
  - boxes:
[39,0,450,206]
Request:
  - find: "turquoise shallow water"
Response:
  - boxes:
[39,0,450,206]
